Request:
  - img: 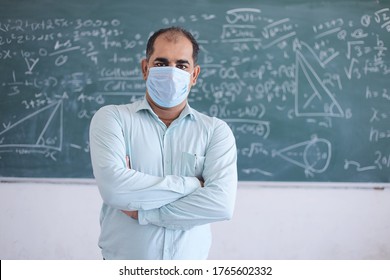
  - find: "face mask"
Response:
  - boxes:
[146,66,191,108]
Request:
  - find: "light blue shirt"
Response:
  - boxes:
[89,98,237,259]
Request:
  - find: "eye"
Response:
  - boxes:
[176,64,188,70]
[154,62,167,67]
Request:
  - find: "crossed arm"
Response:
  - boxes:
[90,106,237,230]
[122,156,205,220]
[122,154,206,220]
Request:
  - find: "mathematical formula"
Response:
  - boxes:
[0,3,389,181]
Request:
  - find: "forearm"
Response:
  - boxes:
[139,177,237,230]
[93,163,201,211]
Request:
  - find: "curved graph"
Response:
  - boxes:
[273,137,331,176]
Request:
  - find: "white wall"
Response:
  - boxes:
[0,181,389,260]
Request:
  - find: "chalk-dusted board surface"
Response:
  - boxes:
[0,0,389,182]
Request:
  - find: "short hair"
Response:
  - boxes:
[146,26,200,64]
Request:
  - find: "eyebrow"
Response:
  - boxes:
[154,57,191,65]
[176,59,190,65]
[154,57,169,64]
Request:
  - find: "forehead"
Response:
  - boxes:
[151,34,194,63]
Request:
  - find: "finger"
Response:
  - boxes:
[126,155,131,169]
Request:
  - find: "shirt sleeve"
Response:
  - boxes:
[138,119,238,231]
[89,105,201,211]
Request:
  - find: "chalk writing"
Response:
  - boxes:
[0,1,389,181]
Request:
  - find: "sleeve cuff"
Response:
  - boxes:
[183,176,201,195]
[138,209,159,225]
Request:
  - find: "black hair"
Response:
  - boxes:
[146,26,200,64]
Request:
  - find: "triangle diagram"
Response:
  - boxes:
[0,101,63,151]
[295,50,344,117]
[273,137,331,173]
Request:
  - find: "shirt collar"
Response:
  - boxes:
[135,97,197,121]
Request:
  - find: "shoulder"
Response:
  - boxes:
[92,101,141,121]
[190,108,234,137]
[190,108,228,126]
[95,101,140,115]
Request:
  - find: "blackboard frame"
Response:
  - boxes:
[1,0,389,183]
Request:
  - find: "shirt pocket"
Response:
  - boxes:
[181,152,205,179]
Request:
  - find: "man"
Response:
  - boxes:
[89,27,237,260]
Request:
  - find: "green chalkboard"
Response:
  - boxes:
[0,0,389,182]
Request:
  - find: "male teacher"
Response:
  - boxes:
[89,26,237,259]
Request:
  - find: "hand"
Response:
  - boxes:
[126,155,131,169]
[122,210,139,220]
[198,177,205,187]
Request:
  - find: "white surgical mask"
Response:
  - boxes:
[146,66,191,108]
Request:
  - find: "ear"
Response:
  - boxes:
[141,59,149,80]
[190,65,201,86]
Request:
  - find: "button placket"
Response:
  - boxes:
[163,127,174,176]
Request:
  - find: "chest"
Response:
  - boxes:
[123,114,208,178]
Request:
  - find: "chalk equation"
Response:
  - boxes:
[0,2,389,181]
